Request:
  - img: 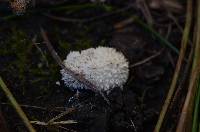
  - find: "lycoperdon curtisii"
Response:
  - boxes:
[60,46,129,94]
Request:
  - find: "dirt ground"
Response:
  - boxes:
[0,0,184,131]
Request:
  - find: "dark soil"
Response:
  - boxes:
[0,1,183,132]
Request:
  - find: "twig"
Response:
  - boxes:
[32,35,49,67]
[114,16,179,54]
[165,23,172,39]
[31,120,77,126]
[1,3,114,21]
[168,12,194,46]
[58,126,77,132]
[48,108,75,124]
[42,4,133,23]
[0,77,36,132]
[42,13,86,23]
[130,49,163,68]
[30,109,77,126]
[49,121,77,125]
[40,27,111,104]
[167,52,176,68]
[149,0,183,13]
[1,102,65,112]
[136,0,154,25]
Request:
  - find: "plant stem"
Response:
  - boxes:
[176,0,200,131]
[0,77,36,132]
[154,0,193,131]
[192,78,200,132]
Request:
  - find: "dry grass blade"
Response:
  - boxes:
[192,78,200,132]
[169,46,193,111]
[176,63,200,132]
[154,0,193,131]
[50,121,77,125]
[31,108,77,126]
[114,17,179,54]
[0,77,36,132]
[130,49,162,68]
[136,0,154,25]
[176,0,200,131]
[48,108,75,124]
[31,120,77,126]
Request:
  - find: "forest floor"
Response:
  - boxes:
[0,0,185,132]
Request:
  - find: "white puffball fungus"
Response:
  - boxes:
[60,46,129,93]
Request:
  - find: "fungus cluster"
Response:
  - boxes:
[60,46,129,93]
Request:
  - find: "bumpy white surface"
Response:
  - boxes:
[60,46,129,93]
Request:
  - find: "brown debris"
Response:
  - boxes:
[149,0,183,13]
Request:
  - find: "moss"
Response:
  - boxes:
[0,29,32,93]
[0,18,108,99]
[75,37,92,50]
[72,28,93,50]
[56,27,94,57]
[0,28,61,97]
[58,40,71,57]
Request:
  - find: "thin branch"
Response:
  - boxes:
[31,108,77,126]
[136,0,154,25]
[43,5,133,23]
[31,120,77,126]
[114,16,179,54]
[47,108,75,124]
[32,35,49,67]
[1,102,65,112]
[130,49,163,68]
[58,126,77,132]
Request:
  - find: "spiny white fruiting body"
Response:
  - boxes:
[60,46,129,93]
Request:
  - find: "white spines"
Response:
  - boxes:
[60,46,129,93]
